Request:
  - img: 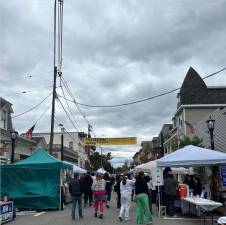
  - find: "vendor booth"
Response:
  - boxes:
[63,161,87,174]
[73,165,87,174]
[157,145,226,167]
[97,168,107,174]
[135,160,190,175]
[156,145,226,224]
[1,149,72,210]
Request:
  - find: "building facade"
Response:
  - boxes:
[32,132,87,168]
[164,67,226,154]
[0,97,47,164]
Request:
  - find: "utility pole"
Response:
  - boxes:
[49,66,57,154]
[49,0,57,155]
[87,124,92,157]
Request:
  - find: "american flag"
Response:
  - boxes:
[25,124,35,139]
[185,121,195,134]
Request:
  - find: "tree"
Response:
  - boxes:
[114,160,131,174]
[172,136,203,151]
[140,146,152,163]
[89,152,114,174]
[179,136,203,148]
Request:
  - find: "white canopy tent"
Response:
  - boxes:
[73,165,87,174]
[64,161,87,174]
[135,160,190,175]
[156,145,226,167]
[97,168,107,174]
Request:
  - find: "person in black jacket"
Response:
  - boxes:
[114,174,122,210]
[69,173,84,220]
[83,172,93,207]
[193,176,202,196]
[164,171,177,217]
[135,171,152,224]
[103,173,114,208]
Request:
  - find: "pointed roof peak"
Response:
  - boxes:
[181,66,207,90]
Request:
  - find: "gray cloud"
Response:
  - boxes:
[1,0,226,161]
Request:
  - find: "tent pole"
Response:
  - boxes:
[59,169,62,210]
[158,185,161,217]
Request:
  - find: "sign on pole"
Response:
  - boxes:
[82,137,137,146]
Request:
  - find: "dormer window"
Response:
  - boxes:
[177,93,181,108]
[0,109,7,129]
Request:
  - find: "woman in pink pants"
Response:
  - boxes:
[92,173,106,219]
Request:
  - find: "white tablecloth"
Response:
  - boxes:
[183,197,222,211]
[217,216,226,224]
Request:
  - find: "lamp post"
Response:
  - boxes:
[10,130,18,163]
[59,124,65,161]
[206,116,215,150]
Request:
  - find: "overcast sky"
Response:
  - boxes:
[1,0,226,167]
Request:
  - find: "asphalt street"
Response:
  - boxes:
[8,195,215,225]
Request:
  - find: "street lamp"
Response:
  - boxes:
[10,130,18,163]
[58,124,65,161]
[206,116,215,150]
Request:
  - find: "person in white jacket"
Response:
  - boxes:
[119,175,135,221]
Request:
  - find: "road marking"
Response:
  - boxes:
[17,211,37,216]
[163,217,212,221]
[34,212,45,217]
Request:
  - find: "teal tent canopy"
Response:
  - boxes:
[1,149,72,209]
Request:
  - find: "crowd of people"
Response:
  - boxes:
[67,171,153,224]
[66,168,204,223]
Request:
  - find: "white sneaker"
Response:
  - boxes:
[125,218,131,221]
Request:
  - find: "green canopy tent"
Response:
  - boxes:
[1,149,72,209]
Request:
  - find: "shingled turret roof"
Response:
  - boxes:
[178,67,226,106]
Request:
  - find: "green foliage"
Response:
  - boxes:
[115,160,137,175]
[89,152,114,174]
[172,136,203,151]
[179,136,203,148]
[140,147,152,163]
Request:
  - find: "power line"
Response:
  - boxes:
[54,115,81,145]
[24,71,53,78]
[59,67,226,108]
[16,85,57,95]
[34,103,52,125]
[57,97,80,132]
[59,80,81,131]
[12,92,52,118]
[61,77,90,124]
[60,76,97,137]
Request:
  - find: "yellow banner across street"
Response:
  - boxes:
[82,137,137,146]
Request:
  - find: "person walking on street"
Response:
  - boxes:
[114,174,122,210]
[164,170,177,217]
[118,175,135,221]
[83,172,93,207]
[92,173,106,219]
[69,173,84,220]
[135,171,152,224]
[103,173,114,208]
[144,175,152,213]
